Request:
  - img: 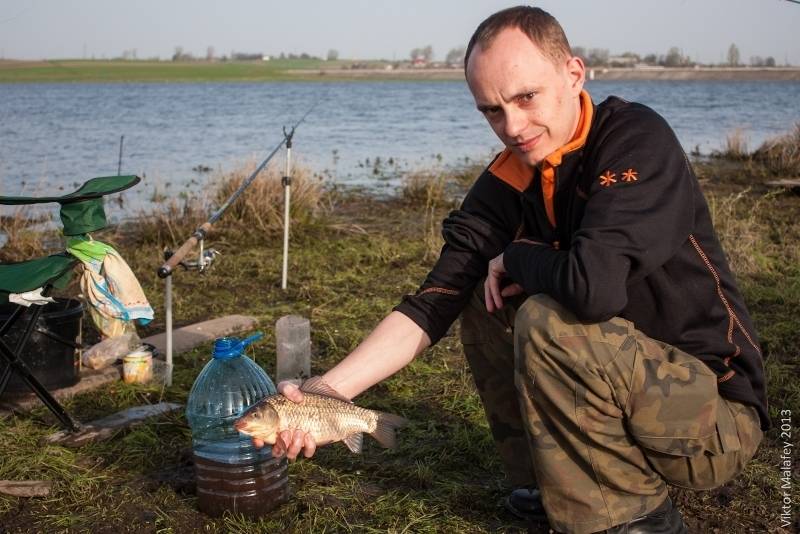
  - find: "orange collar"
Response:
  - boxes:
[544,89,593,167]
[489,89,593,227]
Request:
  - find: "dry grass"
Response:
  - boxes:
[0,208,57,262]
[713,123,800,177]
[752,122,800,176]
[717,128,750,160]
[212,160,325,238]
[400,170,457,261]
[401,170,448,207]
[121,160,325,248]
[128,195,211,248]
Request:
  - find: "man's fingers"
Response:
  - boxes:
[501,283,524,298]
[483,278,496,313]
[252,437,265,449]
[302,432,317,458]
[278,381,305,403]
[272,434,287,457]
[287,431,306,461]
[488,272,504,310]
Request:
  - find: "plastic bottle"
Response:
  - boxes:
[185,333,288,517]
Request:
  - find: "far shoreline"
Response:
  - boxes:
[1,59,799,83]
[300,66,800,82]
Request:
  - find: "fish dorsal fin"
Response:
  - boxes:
[300,376,352,403]
[342,432,363,454]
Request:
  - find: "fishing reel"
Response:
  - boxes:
[163,240,220,274]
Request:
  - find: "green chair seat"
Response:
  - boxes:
[0,254,78,302]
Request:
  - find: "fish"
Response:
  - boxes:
[233,376,408,454]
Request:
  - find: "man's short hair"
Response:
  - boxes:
[464,6,572,71]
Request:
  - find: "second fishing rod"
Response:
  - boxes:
[156,101,317,281]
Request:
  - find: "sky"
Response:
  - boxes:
[0,0,799,65]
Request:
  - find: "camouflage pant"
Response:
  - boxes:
[461,287,762,533]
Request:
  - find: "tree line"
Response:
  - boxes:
[405,44,782,68]
[161,43,783,68]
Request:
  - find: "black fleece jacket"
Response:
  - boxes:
[395,93,769,430]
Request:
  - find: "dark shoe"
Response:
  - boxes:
[504,487,547,522]
[604,497,687,534]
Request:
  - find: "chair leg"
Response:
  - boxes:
[0,305,79,432]
[0,304,26,335]
[0,363,11,397]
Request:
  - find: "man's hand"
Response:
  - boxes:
[251,380,318,461]
[484,253,524,312]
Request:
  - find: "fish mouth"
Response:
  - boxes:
[233,419,247,432]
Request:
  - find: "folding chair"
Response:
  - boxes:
[0,175,140,432]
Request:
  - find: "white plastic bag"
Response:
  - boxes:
[82,332,141,370]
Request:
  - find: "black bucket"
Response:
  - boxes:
[0,298,83,396]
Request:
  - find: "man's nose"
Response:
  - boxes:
[504,108,527,139]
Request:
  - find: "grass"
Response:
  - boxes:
[0,59,330,83]
[752,122,800,176]
[0,208,54,262]
[714,122,800,177]
[0,59,462,84]
[1,144,799,532]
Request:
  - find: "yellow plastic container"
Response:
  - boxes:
[123,349,153,384]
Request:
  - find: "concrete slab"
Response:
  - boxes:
[0,480,52,498]
[143,314,258,355]
[766,179,800,193]
[44,402,182,447]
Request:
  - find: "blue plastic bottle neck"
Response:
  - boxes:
[212,338,242,360]
[212,333,263,360]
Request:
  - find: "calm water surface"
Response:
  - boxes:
[1,80,799,214]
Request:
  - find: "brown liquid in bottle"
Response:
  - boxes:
[194,453,289,518]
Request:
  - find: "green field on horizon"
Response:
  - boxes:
[0,58,336,82]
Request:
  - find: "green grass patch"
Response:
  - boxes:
[0,59,329,83]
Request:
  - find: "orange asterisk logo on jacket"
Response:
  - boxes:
[599,170,616,187]
[622,168,639,182]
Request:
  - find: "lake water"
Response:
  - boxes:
[1,80,799,214]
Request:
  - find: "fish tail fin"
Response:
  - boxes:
[369,412,408,449]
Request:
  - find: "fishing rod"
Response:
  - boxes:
[156,102,316,279]
[154,100,318,387]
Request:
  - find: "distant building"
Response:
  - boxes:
[231,52,263,61]
[412,55,427,67]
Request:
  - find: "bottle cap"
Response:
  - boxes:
[212,332,263,360]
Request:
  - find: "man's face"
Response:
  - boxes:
[466,27,585,168]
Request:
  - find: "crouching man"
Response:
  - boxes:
[259,6,768,533]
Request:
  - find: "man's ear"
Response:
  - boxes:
[565,55,586,94]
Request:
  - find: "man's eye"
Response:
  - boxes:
[483,107,500,116]
[520,92,536,103]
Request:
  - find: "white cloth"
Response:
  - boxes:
[8,288,56,307]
